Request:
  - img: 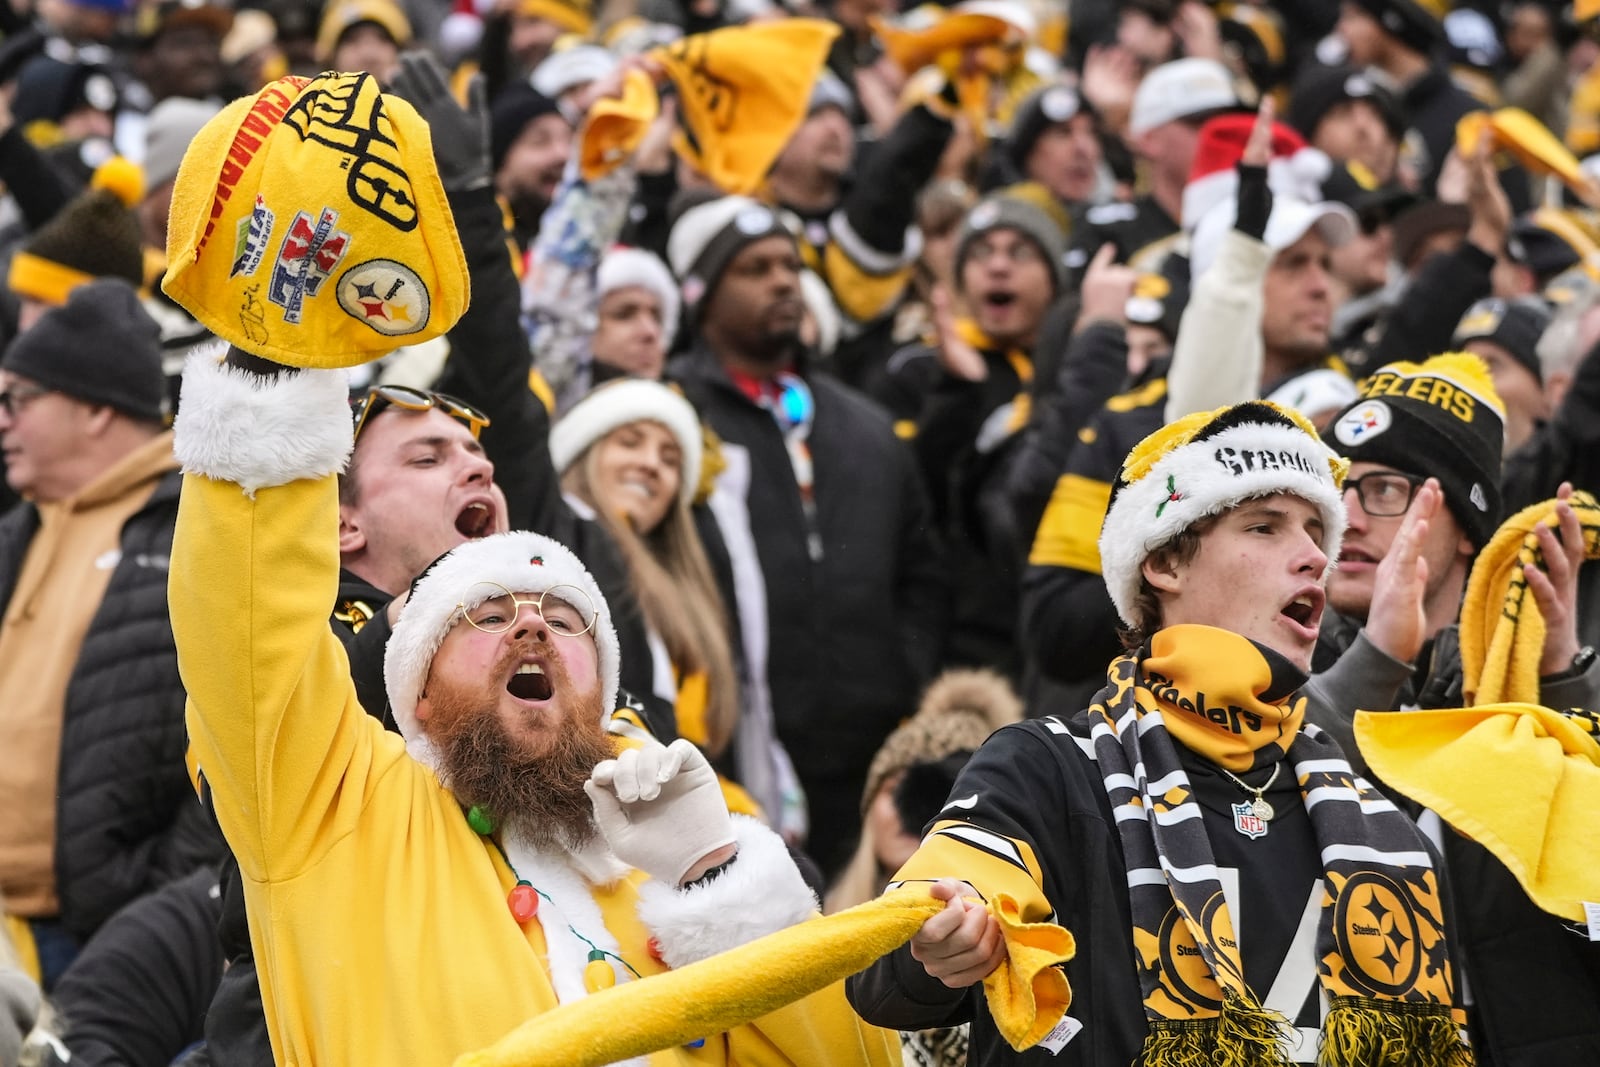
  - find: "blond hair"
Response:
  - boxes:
[565,436,739,756]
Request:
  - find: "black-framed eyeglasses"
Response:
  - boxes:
[351,385,491,442]
[1344,470,1427,517]
[0,384,52,418]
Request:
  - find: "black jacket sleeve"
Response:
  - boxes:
[52,867,225,1067]
[839,103,954,257]
[1364,243,1494,369]
[1005,322,1129,545]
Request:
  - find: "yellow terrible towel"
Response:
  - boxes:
[577,21,839,196]
[1458,109,1598,207]
[163,72,469,369]
[1458,491,1600,705]
[453,884,1076,1067]
[1356,703,1600,923]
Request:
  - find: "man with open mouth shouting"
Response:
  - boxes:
[849,400,1475,1067]
[167,342,900,1066]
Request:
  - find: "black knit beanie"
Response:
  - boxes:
[1,278,166,422]
[1326,353,1505,548]
[10,181,144,303]
[489,82,563,174]
[1005,84,1092,178]
[1452,296,1552,385]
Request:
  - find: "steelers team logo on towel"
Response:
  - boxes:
[336,258,430,336]
[1333,400,1391,446]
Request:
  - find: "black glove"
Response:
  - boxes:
[388,52,490,194]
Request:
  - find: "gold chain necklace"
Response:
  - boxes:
[1216,760,1281,823]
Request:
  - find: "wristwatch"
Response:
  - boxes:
[1545,645,1598,682]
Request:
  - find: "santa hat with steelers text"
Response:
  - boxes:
[1326,353,1506,549]
[1099,401,1349,628]
[385,532,620,772]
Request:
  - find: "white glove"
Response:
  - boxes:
[584,738,737,887]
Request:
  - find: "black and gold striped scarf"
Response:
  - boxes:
[1090,625,1472,1066]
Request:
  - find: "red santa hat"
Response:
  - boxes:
[1181,113,1332,230]
[439,0,488,59]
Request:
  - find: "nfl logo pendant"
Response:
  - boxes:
[1232,801,1268,839]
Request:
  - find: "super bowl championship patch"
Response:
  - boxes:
[162,72,469,368]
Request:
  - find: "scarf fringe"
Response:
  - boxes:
[1138,992,1295,1067]
[1319,997,1474,1067]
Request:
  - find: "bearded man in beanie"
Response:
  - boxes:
[0,279,222,988]
[491,81,570,256]
[850,400,1476,1066]
[1310,352,1600,1063]
[666,195,947,878]
[1311,352,1595,716]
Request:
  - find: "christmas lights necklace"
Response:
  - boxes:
[469,805,643,993]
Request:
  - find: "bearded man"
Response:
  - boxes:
[167,344,899,1066]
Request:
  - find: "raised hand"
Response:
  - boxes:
[1525,482,1587,677]
[1362,478,1441,665]
[388,52,490,193]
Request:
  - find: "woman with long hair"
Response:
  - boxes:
[549,379,758,813]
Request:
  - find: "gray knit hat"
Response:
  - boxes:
[1,278,166,421]
[953,188,1069,293]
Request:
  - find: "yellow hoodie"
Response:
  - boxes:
[169,358,897,1067]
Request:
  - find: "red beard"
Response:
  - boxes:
[423,634,615,850]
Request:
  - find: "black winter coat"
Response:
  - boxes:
[0,470,223,943]
[669,346,948,875]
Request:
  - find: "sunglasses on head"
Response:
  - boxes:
[351,385,491,442]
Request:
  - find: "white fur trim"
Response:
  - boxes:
[384,532,620,764]
[172,347,352,495]
[597,247,681,343]
[635,815,817,969]
[498,830,648,1067]
[1098,418,1347,626]
[548,379,703,504]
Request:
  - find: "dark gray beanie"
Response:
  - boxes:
[2,278,166,422]
[953,191,1069,293]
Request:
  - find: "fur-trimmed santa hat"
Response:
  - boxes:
[1098,401,1348,627]
[1181,113,1332,229]
[385,532,620,769]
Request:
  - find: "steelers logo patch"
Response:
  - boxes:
[1333,871,1422,997]
[336,259,430,337]
[1333,399,1391,446]
[734,206,776,236]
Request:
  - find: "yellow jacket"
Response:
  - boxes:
[169,356,898,1067]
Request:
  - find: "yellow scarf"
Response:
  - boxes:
[1459,490,1600,705]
